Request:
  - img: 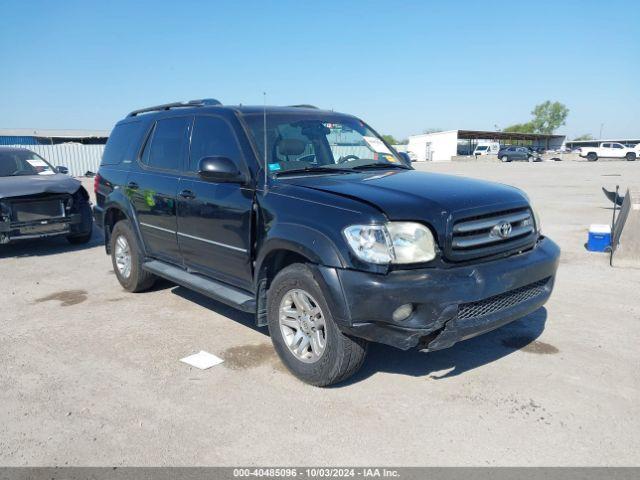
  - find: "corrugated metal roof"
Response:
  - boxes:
[0,128,109,138]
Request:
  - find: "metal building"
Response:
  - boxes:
[0,128,109,176]
[407,130,566,162]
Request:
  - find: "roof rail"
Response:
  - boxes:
[127,98,222,117]
[289,104,318,109]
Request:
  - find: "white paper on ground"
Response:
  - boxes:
[180,351,224,370]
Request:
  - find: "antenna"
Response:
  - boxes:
[263,92,268,193]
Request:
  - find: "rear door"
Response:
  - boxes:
[127,116,192,264]
[611,143,626,158]
[516,147,528,160]
[176,114,254,290]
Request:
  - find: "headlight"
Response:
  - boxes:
[532,207,542,234]
[343,222,436,265]
[0,201,10,221]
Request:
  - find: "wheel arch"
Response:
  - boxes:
[254,231,349,328]
[102,200,145,255]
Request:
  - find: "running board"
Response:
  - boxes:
[142,260,256,312]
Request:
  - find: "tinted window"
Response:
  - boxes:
[102,122,143,165]
[144,117,191,170]
[189,116,242,171]
[612,143,624,149]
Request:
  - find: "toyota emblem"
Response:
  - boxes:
[493,221,512,239]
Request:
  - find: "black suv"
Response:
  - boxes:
[94,99,560,386]
[498,145,541,163]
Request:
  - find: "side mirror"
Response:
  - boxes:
[398,152,412,165]
[198,156,245,183]
[56,166,69,175]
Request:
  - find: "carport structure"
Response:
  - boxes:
[407,129,566,162]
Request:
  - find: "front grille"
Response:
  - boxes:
[449,207,536,261]
[12,199,65,222]
[457,277,550,321]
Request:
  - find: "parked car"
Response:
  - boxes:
[497,145,541,162]
[577,142,637,161]
[94,100,560,386]
[405,150,418,162]
[0,147,93,245]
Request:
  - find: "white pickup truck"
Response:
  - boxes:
[578,142,637,161]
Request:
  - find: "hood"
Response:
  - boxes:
[0,174,82,200]
[278,169,529,222]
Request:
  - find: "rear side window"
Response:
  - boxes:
[189,116,243,171]
[141,117,191,171]
[101,122,143,165]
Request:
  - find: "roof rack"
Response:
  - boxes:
[127,98,222,117]
[289,104,319,109]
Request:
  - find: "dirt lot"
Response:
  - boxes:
[1,161,639,466]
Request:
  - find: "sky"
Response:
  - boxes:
[1,0,638,140]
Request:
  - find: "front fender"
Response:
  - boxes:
[256,222,346,273]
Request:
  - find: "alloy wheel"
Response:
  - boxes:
[114,235,132,279]
[278,289,327,363]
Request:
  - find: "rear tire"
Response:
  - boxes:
[501,155,510,163]
[587,152,598,161]
[267,263,368,386]
[110,220,156,292]
[626,152,636,161]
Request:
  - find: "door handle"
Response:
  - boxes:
[179,189,196,199]
[127,181,139,190]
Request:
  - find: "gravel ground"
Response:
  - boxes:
[1,161,639,466]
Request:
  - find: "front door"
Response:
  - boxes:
[176,114,254,290]
[127,116,192,264]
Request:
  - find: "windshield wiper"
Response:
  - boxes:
[351,162,411,170]
[274,166,353,176]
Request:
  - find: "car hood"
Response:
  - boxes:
[278,169,529,222]
[0,174,82,200]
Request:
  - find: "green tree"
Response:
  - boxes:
[503,101,569,135]
[382,134,398,145]
[573,133,594,141]
[503,122,535,133]
[530,101,569,134]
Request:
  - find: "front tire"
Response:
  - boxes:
[67,230,92,244]
[267,263,368,386]
[626,152,636,161]
[501,155,510,163]
[110,220,156,292]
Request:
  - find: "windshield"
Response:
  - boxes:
[0,150,56,177]
[243,113,407,174]
[476,146,489,151]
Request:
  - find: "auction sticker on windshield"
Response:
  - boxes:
[26,158,55,174]
[363,136,392,154]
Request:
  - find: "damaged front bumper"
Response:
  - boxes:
[0,207,92,244]
[0,214,82,243]
[334,237,560,351]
